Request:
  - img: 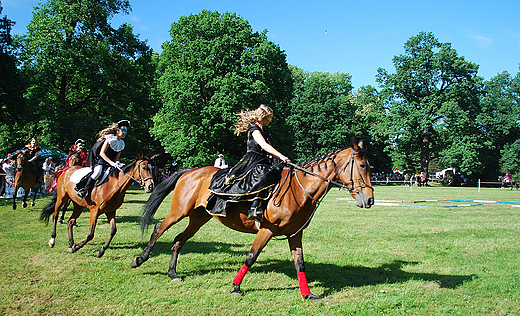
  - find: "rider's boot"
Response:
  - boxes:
[247,199,263,222]
[77,177,95,199]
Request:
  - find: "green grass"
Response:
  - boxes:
[1,184,520,315]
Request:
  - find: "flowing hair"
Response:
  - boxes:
[234,104,273,135]
[96,123,118,141]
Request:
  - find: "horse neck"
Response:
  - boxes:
[111,164,139,194]
[293,159,341,202]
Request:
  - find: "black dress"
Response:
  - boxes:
[207,123,283,216]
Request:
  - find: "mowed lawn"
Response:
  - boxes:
[1,184,519,315]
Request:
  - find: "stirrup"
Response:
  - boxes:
[76,188,88,199]
[247,208,263,223]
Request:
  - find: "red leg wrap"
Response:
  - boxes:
[233,264,249,285]
[297,272,312,298]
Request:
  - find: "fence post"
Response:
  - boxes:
[478,179,480,192]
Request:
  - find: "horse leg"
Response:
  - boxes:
[67,204,87,253]
[22,189,29,208]
[71,209,99,253]
[96,212,117,258]
[231,228,274,295]
[59,205,67,224]
[12,187,18,210]
[132,207,195,268]
[167,208,212,280]
[288,232,321,300]
[31,185,39,207]
[49,195,69,248]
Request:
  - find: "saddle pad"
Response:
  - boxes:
[69,167,111,185]
[69,168,92,184]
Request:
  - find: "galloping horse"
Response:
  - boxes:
[40,156,155,257]
[131,139,374,299]
[13,149,44,210]
[499,176,519,190]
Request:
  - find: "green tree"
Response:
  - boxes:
[480,70,520,177]
[152,10,293,167]
[0,4,27,153]
[349,85,391,173]
[287,69,355,160]
[17,0,157,155]
[377,32,481,176]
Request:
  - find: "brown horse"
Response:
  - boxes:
[131,139,374,299]
[13,149,44,210]
[40,156,155,257]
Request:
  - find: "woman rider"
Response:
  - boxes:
[12,138,44,181]
[75,120,129,199]
[208,104,290,222]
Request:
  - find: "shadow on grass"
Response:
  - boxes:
[133,240,476,297]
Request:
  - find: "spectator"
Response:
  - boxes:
[42,157,55,193]
[213,154,228,169]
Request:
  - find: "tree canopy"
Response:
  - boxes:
[376,31,482,176]
[16,0,157,155]
[152,10,293,167]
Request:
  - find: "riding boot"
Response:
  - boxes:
[77,177,96,199]
[248,199,263,222]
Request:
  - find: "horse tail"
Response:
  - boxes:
[140,168,191,234]
[40,192,57,224]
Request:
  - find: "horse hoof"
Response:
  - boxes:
[68,247,75,253]
[230,290,243,296]
[12,205,16,210]
[131,257,144,268]
[96,249,105,258]
[22,202,27,208]
[304,293,322,300]
[231,284,243,296]
[48,238,55,248]
[31,201,35,207]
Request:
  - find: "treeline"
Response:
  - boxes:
[1,1,519,181]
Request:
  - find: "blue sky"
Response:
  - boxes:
[3,0,520,88]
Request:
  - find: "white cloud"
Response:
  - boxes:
[467,31,493,48]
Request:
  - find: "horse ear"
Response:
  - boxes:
[350,136,358,151]
[358,139,364,150]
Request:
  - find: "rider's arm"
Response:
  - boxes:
[29,151,39,162]
[251,130,290,163]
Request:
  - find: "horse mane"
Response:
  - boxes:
[297,148,345,172]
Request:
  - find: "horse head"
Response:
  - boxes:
[336,137,374,208]
[133,155,155,193]
[15,150,29,172]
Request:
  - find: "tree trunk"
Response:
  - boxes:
[420,127,430,176]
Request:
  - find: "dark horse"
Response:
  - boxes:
[40,156,155,257]
[499,176,519,190]
[131,139,374,299]
[13,149,44,210]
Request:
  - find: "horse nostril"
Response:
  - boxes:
[368,197,374,205]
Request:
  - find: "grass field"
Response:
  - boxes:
[1,184,520,315]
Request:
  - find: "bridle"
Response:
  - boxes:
[116,160,154,188]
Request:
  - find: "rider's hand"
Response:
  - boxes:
[279,155,290,163]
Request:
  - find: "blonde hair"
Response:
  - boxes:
[234,104,273,135]
[97,123,118,141]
